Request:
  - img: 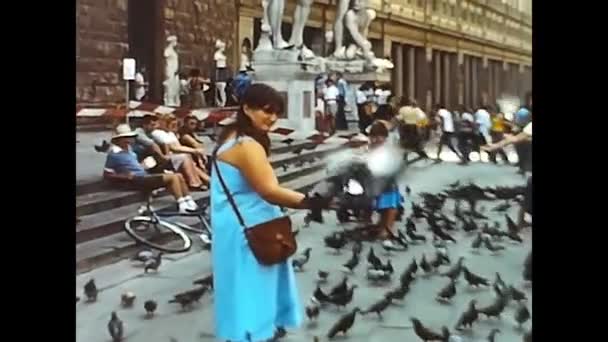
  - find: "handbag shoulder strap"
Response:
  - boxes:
[212,142,247,229]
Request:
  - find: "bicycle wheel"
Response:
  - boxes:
[124,216,192,253]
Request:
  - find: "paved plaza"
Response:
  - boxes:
[76,160,531,342]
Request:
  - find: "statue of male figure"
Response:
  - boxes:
[163,35,181,107]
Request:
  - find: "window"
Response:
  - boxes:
[450,5,455,17]
[432,0,438,12]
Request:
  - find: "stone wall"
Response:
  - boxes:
[76,0,238,107]
[76,0,129,107]
[163,0,238,80]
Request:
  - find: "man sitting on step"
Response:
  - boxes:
[103,124,199,214]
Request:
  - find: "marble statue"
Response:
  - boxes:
[214,39,228,107]
[336,0,374,61]
[266,0,290,49]
[163,35,181,107]
[288,0,316,59]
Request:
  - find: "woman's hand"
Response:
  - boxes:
[299,193,333,210]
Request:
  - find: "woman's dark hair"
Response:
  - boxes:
[369,121,389,138]
[218,83,284,156]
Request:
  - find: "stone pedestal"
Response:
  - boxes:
[252,50,319,133]
[341,71,391,130]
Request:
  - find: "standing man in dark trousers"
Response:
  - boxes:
[335,72,349,130]
[457,106,476,165]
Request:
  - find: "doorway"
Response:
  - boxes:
[128,0,163,103]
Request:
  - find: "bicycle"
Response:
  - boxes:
[124,189,212,253]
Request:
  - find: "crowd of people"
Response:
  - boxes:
[103,114,211,214]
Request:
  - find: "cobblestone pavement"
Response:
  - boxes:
[76,162,531,342]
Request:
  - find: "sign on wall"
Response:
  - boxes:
[122,58,136,81]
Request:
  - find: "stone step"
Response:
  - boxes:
[75,139,332,196]
[76,168,327,274]
[76,152,334,244]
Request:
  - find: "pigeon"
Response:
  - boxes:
[492,201,511,212]
[412,203,426,219]
[324,232,348,253]
[385,284,410,301]
[317,270,329,283]
[144,252,163,273]
[419,254,433,274]
[432,226,457,243]
[328,284,358,309]
[281,138,295,146]
[505,214,520,234]
[362,297,391,318]
[482,223,505,239]
[430,252,451,269]
[168,293,195,309]
[144,300,157,317]
[462,217,479,233]
[367,268,392,281]
[352,240,363,255]
[130,249,155,263]
[329,276,349,297]
[441,257,465,281]
[84,279,98,302]
[449,181,460,188]
[406,228,427,243]
[342,251,360,273]
[382,259,394,274]
[400,269,416,288]
[306,304,320,321]
[514,303,531,328]
[327,307,361,339]
[406,218,417,232]
[483,237,505,253]
[523,251,532,282]
[304,208,324,225]
[193,274,214,290]
[292,247,312,271]
[466,210,488,220]
[292,147,304,155]
[382,238,407,253]
[405,257,418,275]
[281,164,289,172]
[471,233,484,250]
[494,272,507,291]
[487,328,501,342]
[108,311,124,342]
[432,234,448,249]
[367,247,383,269]
[95,140,110,153]
[506,229,524,243]
[183,285,209,302]
[311,286,332,304]
[411,317,445,341]
[462,267,490,287]
[454,299,479,331]
[436,279,457,303]
[121,292,136,308]
[508,285,528,302]
[477,295,509,319]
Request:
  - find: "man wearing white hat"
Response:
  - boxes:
[103,124,199,214]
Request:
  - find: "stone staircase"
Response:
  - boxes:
[76,137,347,274]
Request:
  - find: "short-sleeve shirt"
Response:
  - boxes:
[324,85,340,102]
[104,145,147,177]
[438,109,455,133]
[134,128,156,148]
[475,109,492,136]
[356,90,367,104]
[151,130,179,145]
[397,106,425,125]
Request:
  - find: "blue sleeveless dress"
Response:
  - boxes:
[211,136,303,342]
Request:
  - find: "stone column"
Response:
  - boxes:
[394,43,404,98]
[415,46,433,112]
[443,52,450,107]
[408,46,415,101]
[434,50,442,106]
[472,57,479,107]
[464,55,471,108]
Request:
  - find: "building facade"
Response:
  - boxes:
[77,0,532,109]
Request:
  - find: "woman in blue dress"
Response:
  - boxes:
[210,84,328,342]
[366,121,405,248]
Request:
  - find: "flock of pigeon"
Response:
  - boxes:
[293,180,532,341]
[78,250,215,342]
[77,179,531,342]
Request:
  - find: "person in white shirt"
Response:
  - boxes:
[456,105,476,164]
[474,105,492,146]
[134,67,148,101]
[324,79,340,134]
[375,84,392,105]
[395,98,429,161]
[435,104,463,162]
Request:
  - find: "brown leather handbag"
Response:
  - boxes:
[212,155,297,266]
